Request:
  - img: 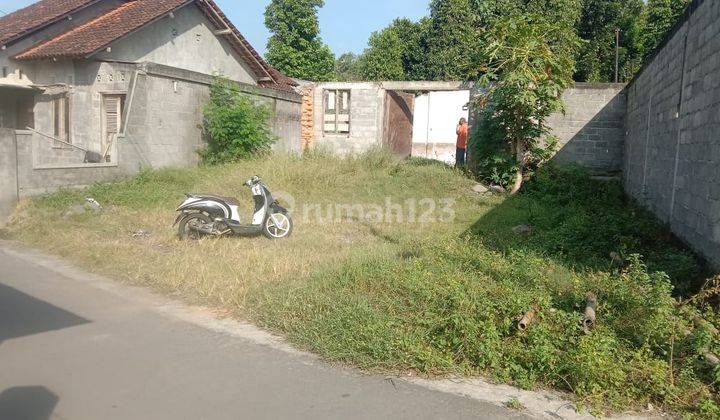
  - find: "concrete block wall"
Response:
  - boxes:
[624,0,720,267]
[0,129,18,225]
[15,130,133,197]
[549,84,627,175]
[312,82,385,154]
[0,61,302,224]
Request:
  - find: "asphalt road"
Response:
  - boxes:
[0,243,525,420]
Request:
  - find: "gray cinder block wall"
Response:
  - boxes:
[0,61,302,221]
[0,129,19,225]
[624,0,720,267]
[549,83,627,175]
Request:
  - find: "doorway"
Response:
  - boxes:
[383,90,414,158]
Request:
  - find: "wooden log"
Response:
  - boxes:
[700,348,720,366]
[583,293,597,334]
[518,310,535,332]
[693,316,719,336]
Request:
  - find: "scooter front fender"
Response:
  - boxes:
[173,213,186,227]
[271,203,289,214]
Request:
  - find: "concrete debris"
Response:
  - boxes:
[583,293,598,334]
[63,198,103,219]
[85,198,103,213]
[609,251,624,266]
[512,225,534,236]
[472,184,489,194]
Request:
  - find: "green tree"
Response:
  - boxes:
[640,0,690,59]
[575,0,644,83]
[334,52,361,81]
[357,18,431,81]
[472,7,581,194]
[426,0,485,80]
[264,0,335,81]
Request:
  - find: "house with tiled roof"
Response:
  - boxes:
[0,0,300,203]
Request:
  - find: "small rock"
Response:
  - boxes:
[62,198,103,219]
[489,184,507,194]
[132,230,152,238]
[513,224,534,236]
[472,184,489,194]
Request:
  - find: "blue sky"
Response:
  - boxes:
[0,0,430,56]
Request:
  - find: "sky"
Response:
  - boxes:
[0,0,430,56]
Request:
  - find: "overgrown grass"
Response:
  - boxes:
[5,153,719,417]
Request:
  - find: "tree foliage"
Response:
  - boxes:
[640,0,691,59]
[356,18,431,81]
[265,0,335,81]
[334,52,361,81]
[575,0,644,83]
[472,5,582,194]
[351,0,691,84]
[201,77,275,164]
[425,0,485,80]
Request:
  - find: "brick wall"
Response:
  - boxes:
[624,0,720,267]
[301,85,315,151]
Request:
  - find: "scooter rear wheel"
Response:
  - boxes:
[178,213,212,240]
[263,212,293,239]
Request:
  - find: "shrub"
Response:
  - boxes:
[200,77,275,164]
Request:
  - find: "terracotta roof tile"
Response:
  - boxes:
[11,0,297,92]
[0,0,99,45]
[15,0,191,60]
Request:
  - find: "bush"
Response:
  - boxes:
[469,107,519,189]
[200,77,275,164]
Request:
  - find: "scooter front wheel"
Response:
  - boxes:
[263,212,293,239]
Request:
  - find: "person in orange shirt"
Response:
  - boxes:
[456,117,469,167]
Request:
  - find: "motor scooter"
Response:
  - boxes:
[174,176,293,240]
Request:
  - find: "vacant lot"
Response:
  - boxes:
[5,151,719,417]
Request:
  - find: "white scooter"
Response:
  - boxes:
[174,176,293,240]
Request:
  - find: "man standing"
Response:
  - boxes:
[456,117,468,167]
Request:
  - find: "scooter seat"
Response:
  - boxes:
[188,193,241,206]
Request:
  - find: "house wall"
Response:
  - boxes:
[623,0,720,267]
[94,3,256,85]
[548,84,627,176]
[311,82,385,154]
[0,128,18,226]
[1,61,302,205]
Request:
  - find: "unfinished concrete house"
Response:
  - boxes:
[300,81,472,163]
[300,81,626,173]
[0,0,301,222]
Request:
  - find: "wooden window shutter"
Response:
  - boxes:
[104,96,120,134]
